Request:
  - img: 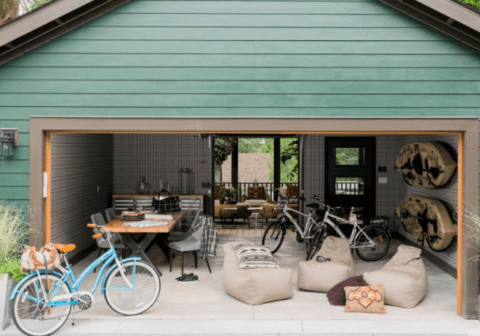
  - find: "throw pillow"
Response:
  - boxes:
[327,275,369,306]
[344,285,386,314]
[247,186,266,200]
[233,244,279,269]
[286,184,299,197]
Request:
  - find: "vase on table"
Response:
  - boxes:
[137,177,152,194]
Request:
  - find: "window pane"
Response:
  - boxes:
[335,147,364,166]
[335,177,364,195]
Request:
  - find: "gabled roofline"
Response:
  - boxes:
[0,0,131,67]
[0,0,479,67]
[379,0,480,54]
[417,0,480,32]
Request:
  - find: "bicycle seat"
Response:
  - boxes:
[306,203,319,209]
[53,244,76,253]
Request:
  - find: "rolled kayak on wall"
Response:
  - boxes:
[396,195,457,252]
[396,141,457,188]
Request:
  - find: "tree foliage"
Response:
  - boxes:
[0,0,19,25]
[1,0,53,26]
[457,0,480,8]
[23,0,52,12]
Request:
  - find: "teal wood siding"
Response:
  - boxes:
[0,0,479,205]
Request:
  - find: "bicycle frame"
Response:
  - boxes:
[321,207,376,249]
[281,204,321,239]
[11,246,135,308]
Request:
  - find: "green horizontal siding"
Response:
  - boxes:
[1,107,480,120]
[31,40,477,55]
[55,27,446,41]
[0,0,480,203]
[111,1,407,14]
[1,94,479,108]
[10,54,480,68]
[1,81,479,94]
[0,161,29,174]
[84,14,425,28]
[0,187,29,200]
[0,174,30,186]
[3,68,480,81]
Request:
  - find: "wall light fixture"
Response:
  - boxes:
[0,128,19,158]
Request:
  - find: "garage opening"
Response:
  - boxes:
[29,117,479,320]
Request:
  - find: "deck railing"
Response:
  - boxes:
[335,182,364,195]
[216,182,297,200]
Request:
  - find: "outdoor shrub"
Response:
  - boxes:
[0,201,29,267]
[0,259,23,282]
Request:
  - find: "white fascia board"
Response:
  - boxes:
[415,0,480,33]
[0,0,95,46]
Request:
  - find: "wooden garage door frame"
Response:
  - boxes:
[30,117,479,318]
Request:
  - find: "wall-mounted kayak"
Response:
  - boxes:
[396,195,456,252]
[396,141,457,188]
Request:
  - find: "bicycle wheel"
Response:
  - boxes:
[262,219,286,254]
[104,260,160,316]
[11,272,72,336]
[306,228,326,261]
[355,225,391,262]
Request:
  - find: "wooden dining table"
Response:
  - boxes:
[104,211,186,277]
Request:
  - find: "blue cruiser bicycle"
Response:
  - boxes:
[9,223,161,336]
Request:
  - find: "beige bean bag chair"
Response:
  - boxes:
[363,245,428,308]
[222,242,293,305]
[298,236,354,292]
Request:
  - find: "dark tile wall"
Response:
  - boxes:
[303,135,397,230]
[304,134,458,269]
[394,134,458,268]
[113,134,212,213]
[50,134,114,258]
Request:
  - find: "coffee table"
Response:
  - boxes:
[216,203,252,228]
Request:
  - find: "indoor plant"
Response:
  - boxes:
[220,187,237,204]
[0,201,28,331]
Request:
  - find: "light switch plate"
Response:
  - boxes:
[379,177,388,184]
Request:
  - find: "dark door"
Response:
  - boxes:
[325,137,376,218]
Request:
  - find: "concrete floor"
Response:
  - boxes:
[2,231,480,335]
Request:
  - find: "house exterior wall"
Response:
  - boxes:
[0,0,480,208]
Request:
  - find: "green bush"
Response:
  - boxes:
[0,201,29,281]
[0,259,23,282]
[457,0,480,8]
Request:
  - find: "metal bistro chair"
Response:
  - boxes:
[90,212,128,273]
[169,215,212,275]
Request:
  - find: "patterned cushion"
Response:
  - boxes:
[286,184,299,197]
[247,186,266,200]
[344,285,386,314]
[327,275,369,306]
[233,244,279,269]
